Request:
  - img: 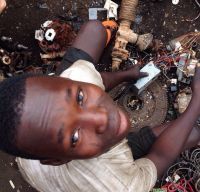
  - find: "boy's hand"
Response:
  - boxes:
[124,65,148,82]
[101,64,148,91]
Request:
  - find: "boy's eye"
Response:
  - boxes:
[71,129,79,147]
[77,89,84,106]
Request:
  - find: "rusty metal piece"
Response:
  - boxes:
[137,33,153,51]
[148,39,164,52]
[40,51,66,59]
[37,20,76,54]
[119,0,138,22]
[109,80,168,131]
[0,48,12,65]
[0,40,35,78]
[11,52,32,69]
[111,0,153,71]
[2,55,11,65]
[175,88,192,114]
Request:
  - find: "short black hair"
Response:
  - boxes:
[0,74,45,160]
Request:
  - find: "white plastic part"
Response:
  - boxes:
[174,174,181,182]
[171,78,177,84]
[42,20,53,28]
[174,41,182,51]
[35,29,44,41]
[134,62,161,94]
[104,0,118,19]
[172,0,179,5]
[9,180,15,189]
[88,8,107,20]
[45,28,56,41]
[186,59,198,77]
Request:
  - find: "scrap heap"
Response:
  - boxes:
[0,0,199,190]
[35,19,76,61]
[0,37,33,80]
[0,19,77,79]
[150,32,200,192]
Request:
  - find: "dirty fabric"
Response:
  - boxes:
[17,140,157,192]
[60,59,105,90]
[17,60,157,192]
[56,47,94,74]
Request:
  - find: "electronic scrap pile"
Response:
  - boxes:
[152,147,200,192]
[0,18,77,80]
[138,32,200,192]
[0,0,199,190]
[0,36,34,81]
[106,30,200,191]
[153,32,200,121]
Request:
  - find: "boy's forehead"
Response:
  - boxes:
[23,76,78,116]
[19,78,68,144]
[26,76,73,89]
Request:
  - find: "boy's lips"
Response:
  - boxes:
[116,108,130,137]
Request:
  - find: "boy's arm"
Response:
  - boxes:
[145,66,200,178]
[100,65,148,91]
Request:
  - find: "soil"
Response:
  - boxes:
[0,0,199,191]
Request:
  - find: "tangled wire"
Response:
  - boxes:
[159,147,200,192]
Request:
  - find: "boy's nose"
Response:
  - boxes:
[79,107,108,134]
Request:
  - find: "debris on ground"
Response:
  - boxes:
[110,32,200,131]
[35,19,76,72]
[109,31,200,191]
[156,147,200,192]
[0,0,199,191]
[0,37,34,79]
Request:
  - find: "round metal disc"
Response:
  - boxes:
[109,80,168,132]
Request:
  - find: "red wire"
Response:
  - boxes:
[161,178,194,192]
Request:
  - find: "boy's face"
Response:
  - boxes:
[16,76,130,164]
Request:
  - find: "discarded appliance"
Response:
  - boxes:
[111,0,153,71]
[35,19,76,59]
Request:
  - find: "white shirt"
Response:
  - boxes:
[17,60,157,192]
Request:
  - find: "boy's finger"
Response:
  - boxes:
[139,72,149,78]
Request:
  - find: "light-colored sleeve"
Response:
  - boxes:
[60,59,105,91]
[131,158,157,192]
[98,140,158,192]
[17,158,73,192]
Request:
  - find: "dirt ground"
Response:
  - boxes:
[0,0,199,191]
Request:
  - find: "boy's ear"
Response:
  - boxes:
[40,159,71,166]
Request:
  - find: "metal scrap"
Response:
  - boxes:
[172,0,179,5]
[175,88,192,114]
[186,0,200,22]
[109,80,168,131]
[35,19,76,56]
[159,147,200,192]
[40,51,66,59]
[0,36,45,78]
